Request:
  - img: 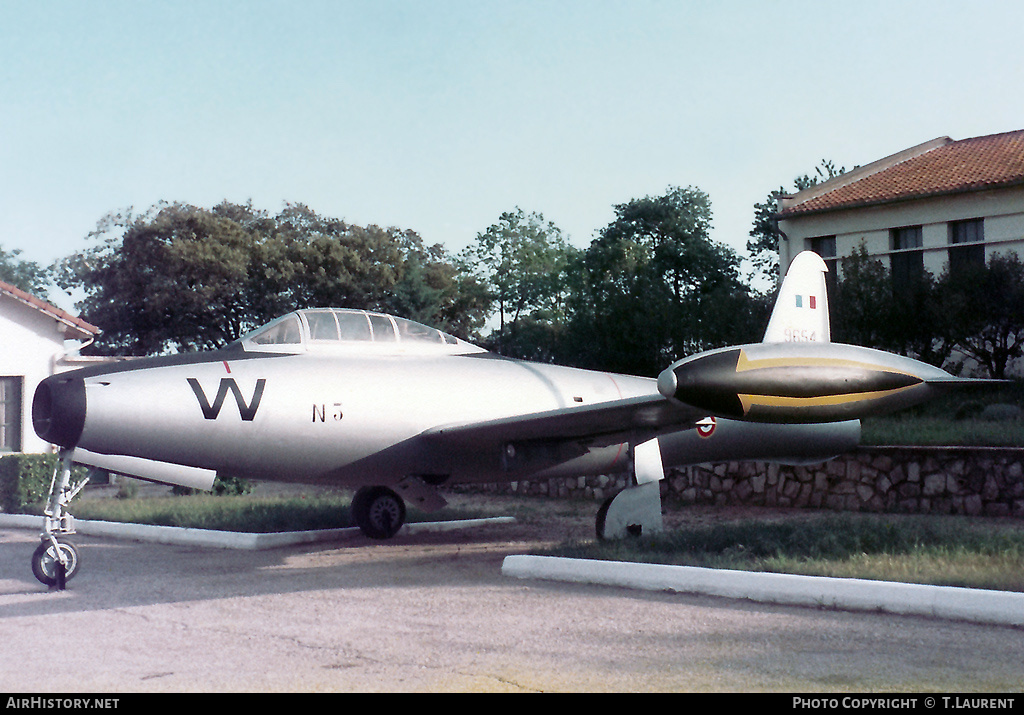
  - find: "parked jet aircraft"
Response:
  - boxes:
[28,251,983,586]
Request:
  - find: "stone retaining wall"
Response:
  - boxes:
[460,447,1024,518]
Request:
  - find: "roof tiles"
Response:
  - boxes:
[779,129,1024,217]
[0,279,99,338]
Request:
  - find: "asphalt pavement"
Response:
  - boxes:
[2,518,1024,692]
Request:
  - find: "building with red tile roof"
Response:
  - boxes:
[775,129,1024,286]
[0,281,101,454]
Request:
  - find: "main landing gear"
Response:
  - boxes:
[351,486,407,539]
[32,450,89,589]
[350,476,448,540]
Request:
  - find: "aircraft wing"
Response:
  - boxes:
[423,393,706,449]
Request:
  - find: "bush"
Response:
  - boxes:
[171,475,254,497]
[0,453,58,513]
[211,475,254,496]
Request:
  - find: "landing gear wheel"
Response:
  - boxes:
[31,539,80,587]
[595,494,615,541]
[351,486,406,539]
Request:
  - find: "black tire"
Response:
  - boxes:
[595,493,617,541]
[31,539,80,587]
[351,486,406,539]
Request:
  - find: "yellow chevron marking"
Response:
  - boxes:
[735,349,918,378]
[738,385,918,413]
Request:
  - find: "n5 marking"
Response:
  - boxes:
[312,403,344,422]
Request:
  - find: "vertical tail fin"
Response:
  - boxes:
[763,250,831,343]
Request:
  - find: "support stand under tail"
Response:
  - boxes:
[595,437,664,540]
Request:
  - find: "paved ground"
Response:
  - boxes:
[2,495,1024,692]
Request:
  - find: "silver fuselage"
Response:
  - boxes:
[36,341,859,490]
[68,349,855,486]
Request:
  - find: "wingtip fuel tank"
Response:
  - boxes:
[657,342,959,423]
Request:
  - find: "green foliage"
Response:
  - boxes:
[565,186,762,375]
[0,453,57,513]
[211,474,254,496]
[53,201,489,355]
[860,416,1024,446]
[170,474,254,497]
[75,492,354,532]
[49,181,1024,384]
[860,377,1024,446]
[547,513,1024,592]
[115,475,139,499]
[386,231,491,341]
[72,491,491,533]
[832,243,892,347]
[460,207,579,360]
[747,189,787,285]
[462,191,771,374]
[936,252,1024,379]
[0,244,50,296]
[832,243,950,366]
[747,160,846,285]
[832,247,1024,378]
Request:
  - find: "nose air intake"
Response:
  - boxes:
[32,375,87,448]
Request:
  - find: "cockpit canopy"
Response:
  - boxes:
[235,308,486,355]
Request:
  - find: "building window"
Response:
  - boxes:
[806,235,837,292]
[949,218,985,273]
[806,235,836,262]
[0,377,22,452]
[891,226,924,293]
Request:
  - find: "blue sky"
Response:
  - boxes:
[3,0,1023,306]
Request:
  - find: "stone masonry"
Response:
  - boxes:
[462,447,1024,518]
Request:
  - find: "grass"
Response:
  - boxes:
[543,511,1024,592]
[861,416,1024,447]
[859,379,1024,447]
[72,490,490,533]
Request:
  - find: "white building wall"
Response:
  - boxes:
[0,294,69,454]
[986,212,1024,255]
[778,184,1024,279]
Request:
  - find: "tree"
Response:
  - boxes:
[832,243,953,368]
[460,208,579,358]
[0,244,50,296]
[748,160,846,285]
[381,230,491,340]
[54,201,488,355]
[833,243,899,349]
[564,186,759,376]
[937,253,1024,378]
[52,203,256,354]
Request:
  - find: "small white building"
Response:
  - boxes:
[776,129,1024,290]
[0,280,100,454]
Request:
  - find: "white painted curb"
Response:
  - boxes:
[501,555,1024,628]
[0,513,515,550]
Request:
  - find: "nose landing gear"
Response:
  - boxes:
[32,450,89,589]
[31,538,80,588]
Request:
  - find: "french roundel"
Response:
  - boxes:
[696,416,716,438]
